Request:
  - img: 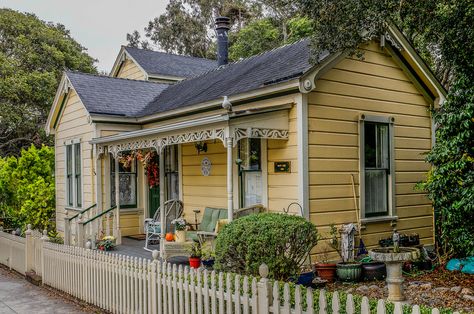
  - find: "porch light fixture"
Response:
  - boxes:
[194,141,208,154]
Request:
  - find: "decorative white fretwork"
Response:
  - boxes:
[103,128,226,159]
[383,32,403,51]
[233,127,289,146]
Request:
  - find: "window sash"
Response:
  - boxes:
[66,142,81,208]
[362,120,393,218]
[111,156,137,208]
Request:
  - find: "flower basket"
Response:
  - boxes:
[97,236,116,251]
[175,230,186,243]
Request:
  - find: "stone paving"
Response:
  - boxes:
[0,267,90,314]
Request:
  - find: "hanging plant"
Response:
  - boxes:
[119,150,160,188]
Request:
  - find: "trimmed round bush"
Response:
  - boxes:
[214,213,319,281]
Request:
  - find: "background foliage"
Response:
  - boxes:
[0,9,97,157]
[0,145,55,232]
[127,0,309,61]
[299,0,473,257]
[214,213,319,281]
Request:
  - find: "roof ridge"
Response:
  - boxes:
[124,46,216,63]
[65,70,171,85]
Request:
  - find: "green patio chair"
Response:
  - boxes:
[187,207,227,242]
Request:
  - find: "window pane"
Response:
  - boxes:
[364,123,376,168]
[243,171,262,207]
[239,139,261,171]
[74,144,81,207]
[376,124,389,169]
[111,156,137,207]
[66,145,73,206]
[365,169,388,216]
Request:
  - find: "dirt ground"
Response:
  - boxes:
[325,267,474,313]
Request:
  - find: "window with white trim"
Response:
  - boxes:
[66,142,82,208]
[360,115,395,218]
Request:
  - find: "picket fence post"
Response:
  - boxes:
[24,224,34,273]
[257,263,272,314]
[77,214,85,248]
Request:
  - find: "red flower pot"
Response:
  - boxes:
[314,263,337,282]
[189,257,201,269]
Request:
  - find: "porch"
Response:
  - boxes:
[65,102,302,257]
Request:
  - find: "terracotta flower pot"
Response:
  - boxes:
[336,262,362,282]
[314,263,337,282]
[189,257,201,269]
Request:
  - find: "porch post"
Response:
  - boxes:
[114,157,122,244]
[159,148,166,258]
[94,152,102,247]
[226,137,234,221]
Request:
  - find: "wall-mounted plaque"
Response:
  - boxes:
[201,157,211,176]
[274,161,290,173]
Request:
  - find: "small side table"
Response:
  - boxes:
[163,240,193,261]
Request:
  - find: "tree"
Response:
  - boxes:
[0,9,97,157]
[229,16,312,60]
[299,0,474,257]
[0,145,55,231]
[128,0,262,58]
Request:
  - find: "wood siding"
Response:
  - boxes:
[54,90,95,232]
[267,106,299,213]
[115,59,146,80]
[308,42,433,260]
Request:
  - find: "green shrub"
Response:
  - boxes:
[0,145,55,231]
[214,213,319,281]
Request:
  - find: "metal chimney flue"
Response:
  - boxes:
[215,16,230,66]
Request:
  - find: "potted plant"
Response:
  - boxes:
[97,235,116,251]
[329,224,362,282]
[187,241,202,269]
[171,218,187,243]
[314,244,337,282]
[201,243,215,269]
[296,264,315,287]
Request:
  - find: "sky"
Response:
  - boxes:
[1,0,168,72]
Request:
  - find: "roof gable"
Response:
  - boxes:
[110,46,217,80]
[66,72,169,117]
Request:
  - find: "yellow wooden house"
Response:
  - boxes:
[45,19,445,260]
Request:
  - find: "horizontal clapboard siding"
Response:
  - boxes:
[116,59,146,80]
[308,42,434,259]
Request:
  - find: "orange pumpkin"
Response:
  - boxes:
[165,233,174,241]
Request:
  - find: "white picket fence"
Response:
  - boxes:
[0,228,457,314]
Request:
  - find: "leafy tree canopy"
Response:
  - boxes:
[0,9,97,157]
[127,0,310,60]
[229,16,312,60]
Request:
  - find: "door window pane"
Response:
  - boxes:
[74,143,82,207]
[238,139,263,207]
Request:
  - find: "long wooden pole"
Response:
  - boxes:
[159,148,165,258]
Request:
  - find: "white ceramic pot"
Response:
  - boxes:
[175,230,186,243]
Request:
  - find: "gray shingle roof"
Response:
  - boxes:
[124,46,217,78]
[67,39,327,119]
[66,71,169,117]
[139,39,326,116]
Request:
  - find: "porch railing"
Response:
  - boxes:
[76,205,117,248]
[64,204,96,245]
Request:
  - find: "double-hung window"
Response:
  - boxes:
[360,115,395,218]
[66,142,82,208]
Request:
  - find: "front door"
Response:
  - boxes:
[148,185,160,218]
